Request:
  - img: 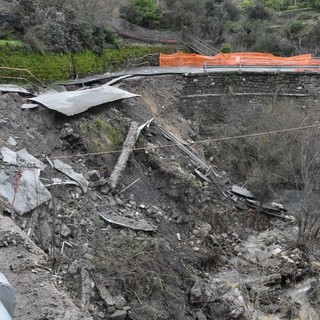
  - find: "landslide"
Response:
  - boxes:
[0,73,320,320]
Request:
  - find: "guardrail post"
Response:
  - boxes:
[0,273,16,320]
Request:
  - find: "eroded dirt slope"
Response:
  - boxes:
[0,73,319,320]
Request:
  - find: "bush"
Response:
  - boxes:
[220,42,232,52]
[246,2,270,20]
[251,33,294,56]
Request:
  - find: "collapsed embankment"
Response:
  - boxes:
[0,70,320,319]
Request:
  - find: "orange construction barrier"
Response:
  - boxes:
[159,52,320,67]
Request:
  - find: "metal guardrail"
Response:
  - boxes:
[203,62,320,72]
[0,273,16,320]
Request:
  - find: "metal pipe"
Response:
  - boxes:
[0,273,16,319]
[0,299,12,320]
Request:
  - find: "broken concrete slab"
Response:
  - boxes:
[231,185,255,199]
[16,148,46,169]
[1,147,17,165]
[0,84,29,95]
[1,147,46,169]
[99,213,157,232]
[51,159,89,193]
[29,84,139,116]
[6,137,17,147]
[0,168,51,215]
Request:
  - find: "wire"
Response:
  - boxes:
[1,123,319,168]
[48,123,320,160]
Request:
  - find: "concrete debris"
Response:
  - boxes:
[29,84,139,116]
[0,84,29,95]
[231,185,255,199]
[51,159,89,193]
[1,147,16,164]
[16,148,46,169]
[0,169,51,215]
[6,137,17,147]
[20,103,38,109]
[108,121,139,190]
[1,147,46,169]
[99,213,157,232]
[194,169,211,183]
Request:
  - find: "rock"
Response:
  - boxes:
[94,178,107,187]
[87,170,101,182]
[113,295,127,309]
[61,224,72,237]
[109,310,127,320]
[176,233,182,241]
[272,248,282,256]
[199,223,212,238]
[193,229,200,236]
[100,185,111,195]
[196,310,207,320]
[189,280,205,304]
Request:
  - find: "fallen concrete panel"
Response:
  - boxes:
[1,147,46,169]
[52,159,89,193]
[0,84,29,95]
[0,169,52,215]
[16,148,46,169]
[231,185,255,199]
[30,84,139,116]
[1,147,17,165]
[99,213,157,232]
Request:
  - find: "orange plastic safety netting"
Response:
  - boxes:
[159,52,320,67]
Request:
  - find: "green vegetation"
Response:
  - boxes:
[121,0,162,28]
[80,117,125,153]
[0,44,176,83]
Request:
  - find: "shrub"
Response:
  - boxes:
[220,42,233,52]
[246,2,270,20]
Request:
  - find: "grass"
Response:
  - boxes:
[80,117,125,153]
[0,44,179,84]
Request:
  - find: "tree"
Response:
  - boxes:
[121,0,162,29]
